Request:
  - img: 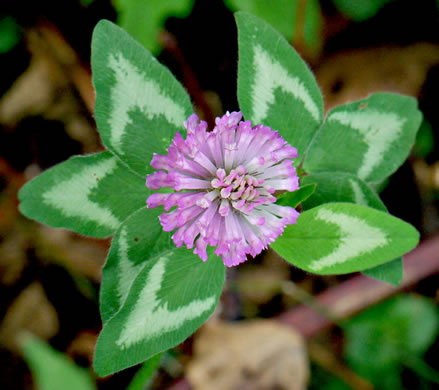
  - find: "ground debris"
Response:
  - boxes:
[187,320,308,390]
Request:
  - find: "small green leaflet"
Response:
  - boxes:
[413,119,435,158]
[333,0,392,21]
[235,11,323,159]
[92,20,193,177]
[114,0,194,55]
[21,334,96,390]
[271,203,419,275]
[301,172,385,211]
[276,183,316,208]
[300,172,403,284]
[304,93,423,184]
[344,295,439,388]
[0,16,21,53]
[225,0,321,50]
[363,258,402,286]
[18,152,146,238]
[94,245,225,376]
[100,207,172,324]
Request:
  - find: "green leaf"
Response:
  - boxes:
[126,353,162,390]
[404,355,439,385]
[413,119,434,158]
[100,207,172,324]
[92,20,193,177]
[114,0,195,55]
[21,334,96,390]
[300,172,403,284]
[19,152,146,238]
[301,172,386,211]
[271,203,419,275]
[225,0,321,49]
[344,295,439,385]
[0,16,21,53]
[304,93,423,184]
[94,245,225,376]
[235,11,324,159]
[362,257,402,285]
[333,0,393,21]
[276,183,316,208]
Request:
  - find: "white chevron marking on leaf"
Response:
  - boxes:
[108,53,186,153]
[309,208,388,271]
[117,228,144,308]
[116,256,216,349]
[251,44,320,123]
[330,110,405,181]
[349,179,367,206]
[43,157,120,229]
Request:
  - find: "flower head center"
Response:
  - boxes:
[146,111,300,267]
[209,166,269,216]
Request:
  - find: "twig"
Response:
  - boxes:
[277,235,439,337]
[159,31,215,127]
[35,18,95,114]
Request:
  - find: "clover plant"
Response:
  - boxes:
[18,12,421,376]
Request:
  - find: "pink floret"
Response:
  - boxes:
[146,111,300,267]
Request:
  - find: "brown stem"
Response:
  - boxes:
[159,31,215,128]
[277,235,439,337]
[35,18,95,114]
[293,0,308,55]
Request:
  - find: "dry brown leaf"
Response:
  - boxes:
[66,331,98,367]
[36,226,108,282]
[237,266,285,305]
[0,282,58,351]
[316,43,439,111]
[0,26,101,154]
[0,227,28,285]
[187,320,308,390]
[0,36,62,125]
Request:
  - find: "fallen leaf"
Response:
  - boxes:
[0,282,59,351]
[187,320,308,390]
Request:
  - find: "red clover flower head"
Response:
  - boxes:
[146,111,300,267]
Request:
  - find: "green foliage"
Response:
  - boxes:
[333,0,393,21]
[236,12,421,283]
[21,335,96,390]
[19,152,146,238]
[99,207,171,323]
[126,353,163,390]
[413,119,434,158]
[271,203,418,274]
[304,93,422,185]
[361,257,403,286]
[94,246,225,376]
[92,20,193,177]
[114,0,194,54]
[344,295,439,388]
[236,11,324,160]
[301,172,386,211]
[301,172,403,285]
[276,183,316,208]
[19,19,224,377]
[0,16,21,53]
[18,12,424,377]
[309,364,352,390]
[80,0,96,7]
[224,0,321,49]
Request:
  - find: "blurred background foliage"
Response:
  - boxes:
[1,0,439,389]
